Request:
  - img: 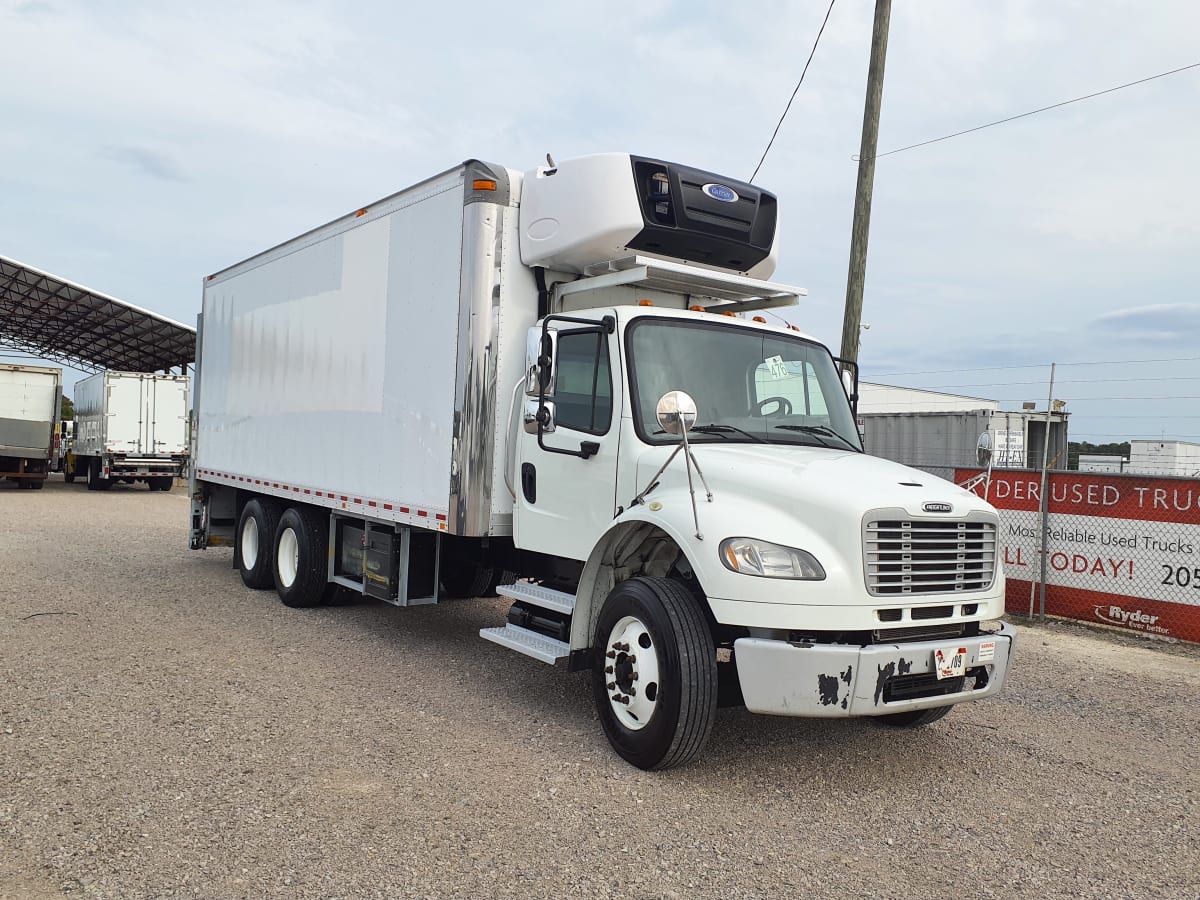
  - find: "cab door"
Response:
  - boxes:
[515,313,622,561]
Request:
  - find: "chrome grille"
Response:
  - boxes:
[865,517,997,596]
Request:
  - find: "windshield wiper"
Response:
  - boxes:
[773,424,859,450]
[653,423,767,443]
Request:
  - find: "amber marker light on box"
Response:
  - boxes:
[473,179,497,191]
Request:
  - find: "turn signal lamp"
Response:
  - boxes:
[472,179,498,191]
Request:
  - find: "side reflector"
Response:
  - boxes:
[473,179,498,191]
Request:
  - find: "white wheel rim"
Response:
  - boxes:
[277,527,299,588]
[241,516,259,569]
[604,615,661,731]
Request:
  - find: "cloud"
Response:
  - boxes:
[1091,303,1200,339]
[102,145,190,182]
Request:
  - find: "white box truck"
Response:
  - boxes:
[71,371,189,491]
[190,154,1015,769]
[0,363,62,489]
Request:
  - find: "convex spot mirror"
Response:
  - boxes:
[656,390,697,435]
[977,431,993,467]
[524,398,556,435]
[525,327,558,397]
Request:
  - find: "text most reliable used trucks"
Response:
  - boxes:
[190,154,1015,769]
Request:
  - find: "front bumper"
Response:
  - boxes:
[734,622,1015,717]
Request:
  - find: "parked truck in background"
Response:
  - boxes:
[70,371,189,491]
[52,418,75,476]
[0,363,62,490]
[190,154,1015,769]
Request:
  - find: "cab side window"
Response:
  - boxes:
[554,331,613,434]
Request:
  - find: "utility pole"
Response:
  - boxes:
[840,0,892,364]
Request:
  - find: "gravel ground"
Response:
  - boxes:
[2,477,1198,899]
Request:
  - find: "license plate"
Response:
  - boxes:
[933,645,968,680]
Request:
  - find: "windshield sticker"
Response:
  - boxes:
[764,355,788,379]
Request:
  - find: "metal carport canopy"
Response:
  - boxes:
[0,255,195,374]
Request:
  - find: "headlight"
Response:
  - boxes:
[719,537,825,580]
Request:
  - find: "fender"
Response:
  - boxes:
[570,508,701,653]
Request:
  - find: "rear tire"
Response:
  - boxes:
[440,563,497,599]
[29,479,44,490]
[272,507,330,608]
[874,705,953,728]
[592,576,717,770]
[150,476,172,492]
[237,498,282,589]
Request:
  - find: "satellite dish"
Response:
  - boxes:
[977,431,993,467]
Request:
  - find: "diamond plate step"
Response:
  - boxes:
[479,624,570,665]
[496,583,576,616]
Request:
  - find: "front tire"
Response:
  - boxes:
[272,507,330,608]
[592,576,717,770]
[237,499,281,589]
[874,705,953,728]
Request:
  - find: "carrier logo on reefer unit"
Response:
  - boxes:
[923,502,953,513]
[702,183,739,203]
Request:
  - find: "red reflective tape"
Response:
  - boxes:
[353,498,362,505]
[368,501,377,507]
[255,479,262,484]
[417,510,428,517]
[304,489,311,494]
[340,495,348,501]
[399,507,409,514]
[293,487,299,492]
[435,513,446,522]
[383,504,393,511]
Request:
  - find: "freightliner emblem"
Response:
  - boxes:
[923,502,953,513]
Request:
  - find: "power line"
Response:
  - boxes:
[863,61,1200,161]
[868,356,1200,377]
[750,0,837,182]
[870,376,1200,389]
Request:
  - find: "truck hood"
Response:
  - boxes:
[635,442,993,526]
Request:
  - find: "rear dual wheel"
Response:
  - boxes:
[272,507,334,608]
[236,499,282,589]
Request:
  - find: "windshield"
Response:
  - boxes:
[626,318,862,450]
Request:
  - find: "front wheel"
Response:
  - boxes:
[592,576,717,770]
[874,705,953,728]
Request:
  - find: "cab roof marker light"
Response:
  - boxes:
[689,304,704,312]
[638,299,654,307]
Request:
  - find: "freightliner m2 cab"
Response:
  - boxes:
[190,154,1014,769]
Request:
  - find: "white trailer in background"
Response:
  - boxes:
[71,371,189,491]
[0,363,62,489]
[190,154,1015,769]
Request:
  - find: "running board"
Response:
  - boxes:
[479,624,570,665]
[496,583,576,616]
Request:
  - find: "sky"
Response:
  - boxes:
[2,0,1198,448]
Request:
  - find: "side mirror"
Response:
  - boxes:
[525,327,558,397]
[655,390,697,435]
[977,431,993,467]
[524,398,556,435]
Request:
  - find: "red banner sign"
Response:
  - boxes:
[957,469,1200,644]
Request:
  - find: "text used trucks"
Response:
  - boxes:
[70,371,189,491]
[0,363,62,490]
[190,154,1015,769]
